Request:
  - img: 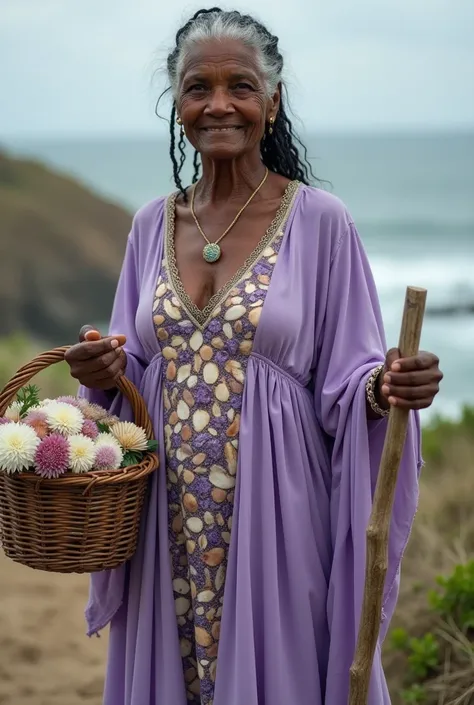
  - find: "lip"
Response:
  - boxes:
[199,125,245,132]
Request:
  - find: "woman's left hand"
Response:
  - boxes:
[379,348,443,410]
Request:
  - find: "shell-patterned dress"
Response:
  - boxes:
[152,181,299,704]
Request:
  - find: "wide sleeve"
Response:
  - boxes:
[79,227,147,421]
[313,222,423,701]
[79,226,149,636]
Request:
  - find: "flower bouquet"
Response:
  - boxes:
[0,347,159,574]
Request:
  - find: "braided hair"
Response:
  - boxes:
[158,7,318,199]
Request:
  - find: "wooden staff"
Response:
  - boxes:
[349,285,427,705]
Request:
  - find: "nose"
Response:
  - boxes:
[203,86,235,117]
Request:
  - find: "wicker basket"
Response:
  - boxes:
[0,346,159,574]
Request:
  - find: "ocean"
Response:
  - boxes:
[5,132,474,421]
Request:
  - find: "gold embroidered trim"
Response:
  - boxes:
[164,179,301,329]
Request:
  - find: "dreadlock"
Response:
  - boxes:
[158,7,318,199]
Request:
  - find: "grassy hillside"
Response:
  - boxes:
[0,151,132,344]
[384,407,474,704]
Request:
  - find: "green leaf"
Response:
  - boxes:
[146,440,158,452]
[16,384,41,417]
[121,450,143,468]
[401,684,426,704]
[97,421,112,434]
[429,560,474,629]
[406,633,440,679]
[390,627,410,650]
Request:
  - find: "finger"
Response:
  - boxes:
[81,358,125,386]
[67,337,126,362]
[386,396,433,411]
[383,369,440,387]
[80,376,118,391]
[390,352,439,373]
[79,325,101,343]
[384,347,400,369]
[84,329,102,342]
[73,349,123,375]
[79,326,126,347]
[381,384,436,401]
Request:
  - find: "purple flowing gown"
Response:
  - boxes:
[81,182,422,705]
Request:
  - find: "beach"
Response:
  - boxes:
[0,554,106,705]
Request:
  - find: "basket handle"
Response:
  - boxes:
[0,346,154,440]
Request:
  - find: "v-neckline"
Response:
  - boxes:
[164,180,301,330]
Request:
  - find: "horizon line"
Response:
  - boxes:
[2,125,473,143]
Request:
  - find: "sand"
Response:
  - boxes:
[0,553,107,705]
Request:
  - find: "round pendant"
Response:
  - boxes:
[203,243,221,263]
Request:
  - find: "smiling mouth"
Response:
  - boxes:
[201,126,244,133]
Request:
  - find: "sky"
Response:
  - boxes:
[0,0,473,137]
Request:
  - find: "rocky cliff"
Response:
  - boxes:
[0,151,132,344]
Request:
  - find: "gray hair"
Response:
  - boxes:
[167,9,284,98]
[161,8,317,198]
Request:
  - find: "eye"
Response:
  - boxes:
[186,83,207,93]
[233,82,254,92]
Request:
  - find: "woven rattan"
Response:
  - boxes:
[0,346,158,573]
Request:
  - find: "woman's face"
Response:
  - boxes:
[176,38,279,161]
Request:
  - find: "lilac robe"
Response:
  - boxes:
[81,183,422,705]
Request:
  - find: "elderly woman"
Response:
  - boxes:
[65,8,443,705]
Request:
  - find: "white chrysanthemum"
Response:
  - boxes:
[109,421,148,452]
[68,434,95,474]
[0,422,40,474]
[45,402,84,436]
[94,441,123,471]
[39,398,54,407]
[95,432,122,449]
[4,401,22,422]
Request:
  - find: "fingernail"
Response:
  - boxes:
[383,374,391,383]
[382,384,390,396]
[388,396,397,405]
[391,362,401,372]
[116,346,123,355]
[111,339,119,349]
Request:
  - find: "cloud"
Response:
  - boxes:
[0,0,472,135]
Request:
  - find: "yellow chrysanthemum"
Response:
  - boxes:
[46,402,84,436]
[68,434,95,474]
[0,422,40,474]
[109,421,148,452]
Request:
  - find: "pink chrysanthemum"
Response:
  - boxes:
[25,409,48,423]
[81,418,99,439]
[94,443,123,471]
[82,402,108,422]
[34,433,70,478]
[24,417,49,439]
[56,395,82,408]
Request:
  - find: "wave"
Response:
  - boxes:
[359,218,474,235]
[372,255,473,299]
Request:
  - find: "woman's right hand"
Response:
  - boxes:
[64,325,127,390]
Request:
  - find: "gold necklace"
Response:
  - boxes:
[190,167,269,263]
